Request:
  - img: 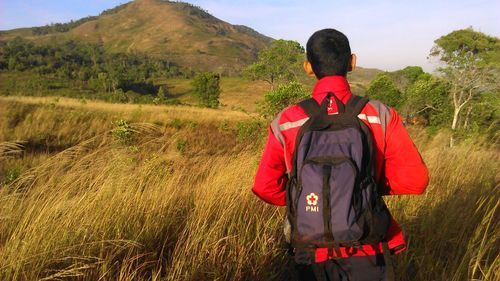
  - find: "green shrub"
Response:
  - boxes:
[153,120,164,127]
[168,119,198,130]
[112,119,135,145]
[218,119,230,132]
[2,167,21,185]
[236,119,266,143]
[176,139,188,154]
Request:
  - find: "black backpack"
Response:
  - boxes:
[286,93,392,265]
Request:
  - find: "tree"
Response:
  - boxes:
[365,74,403,109]
[191,72,221,108]
[257,81,309,119]
[244,40,304,89]
[430,28,500,146]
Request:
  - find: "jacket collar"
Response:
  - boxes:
[312,76,352,104]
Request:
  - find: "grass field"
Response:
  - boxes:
[0,97,498,281]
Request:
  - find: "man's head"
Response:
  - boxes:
[304,28,356,79]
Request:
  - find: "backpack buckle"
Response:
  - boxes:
[294,247,316,265]
[326,242,344,259]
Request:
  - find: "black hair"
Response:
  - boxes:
[306,29,352,78]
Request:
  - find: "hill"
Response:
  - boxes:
[0,0,273,74]
[347,67,383,95]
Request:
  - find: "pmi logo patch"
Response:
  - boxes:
[306,193,319,212]
[306,193,318,205]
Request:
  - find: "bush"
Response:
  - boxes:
[2,167,22,185]
[112,119,135,145]
[168,118,198,130]
[257,81,309,119]
[176,139,188,154]
[191,72,221,108]
[236,119,266,143]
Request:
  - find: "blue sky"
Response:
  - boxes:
[1,0,499,72]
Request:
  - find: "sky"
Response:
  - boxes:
[1,0,499,72]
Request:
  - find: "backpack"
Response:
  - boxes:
[286,92,391,263]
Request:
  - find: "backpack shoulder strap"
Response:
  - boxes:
[298,98,320,117]
[346,95,369,116]
[348,95,376,177]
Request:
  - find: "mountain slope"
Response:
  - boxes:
[0,0,273,73]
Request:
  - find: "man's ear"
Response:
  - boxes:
[348,54,357,72]
[303,61,316,77]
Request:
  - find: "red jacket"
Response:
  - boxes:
[252,76,429,262]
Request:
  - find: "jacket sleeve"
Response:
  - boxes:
[252,127,287,206]
[383,108,429,195]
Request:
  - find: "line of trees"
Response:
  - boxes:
[32,17,97,35]
[248,28,498,145]
[31,3,131,36]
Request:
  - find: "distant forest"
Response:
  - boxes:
[0,38,187,104]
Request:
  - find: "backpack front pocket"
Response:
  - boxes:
[294,156,364,246]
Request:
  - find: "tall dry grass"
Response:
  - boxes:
[387,130,499,281]
[0,142,25,161]
[0,97,257,181]
[0,99,498,280]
